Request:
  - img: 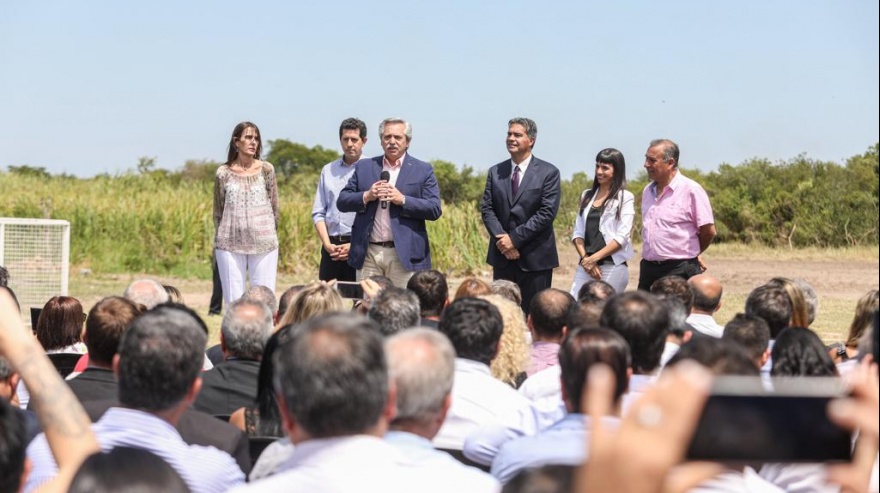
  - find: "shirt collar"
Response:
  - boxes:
[383,154,405,169]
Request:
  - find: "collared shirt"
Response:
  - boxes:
[312,157,359,236]
[229,435,420,493]
[510,155,531,194]
[385,431,500,493]
[687,313,725,338]
[25,407,244,493]
[491,414,619,484]
[758,463,838,493]
[641,171,714,261]
[527,341,560,376]
[519,364,562,402]
[622,373,659,415]
[370,154,404,242]
[660,341,681,368]
[434,358,533,451]
[690,467,786,492]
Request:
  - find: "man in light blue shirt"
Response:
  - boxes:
[25,305,245,493]
[384,328,500,493]
[490,327,629,484]
[312,118,367,282]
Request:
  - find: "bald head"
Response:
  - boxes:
[689,274,722,313]
[123,279,169,309]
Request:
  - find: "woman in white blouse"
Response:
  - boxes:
[570,148,635,297]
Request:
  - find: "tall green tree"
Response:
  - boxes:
[266,139,339,179]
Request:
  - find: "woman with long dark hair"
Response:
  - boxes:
[569,148,634,296]
[213,121,280,305]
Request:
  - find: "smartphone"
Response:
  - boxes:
[335,281,365,300]
[686,376,852,463]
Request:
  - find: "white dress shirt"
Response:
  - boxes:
[687,313,725,338]
[385,431,500,493]
[433,358,533,450]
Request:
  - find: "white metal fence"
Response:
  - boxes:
[0,218,70,326]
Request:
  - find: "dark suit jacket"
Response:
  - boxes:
[66,367,117,403]
[83,399,252,474]
[337,154,442,271]
[481,157,561,271]
[193,358,260,415]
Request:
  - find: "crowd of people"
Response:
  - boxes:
[1,261,878,492]
[0,117,877,492]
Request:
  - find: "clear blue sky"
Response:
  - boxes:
[1,1,877,180]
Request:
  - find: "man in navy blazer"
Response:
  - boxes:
[481,118,561,315]
[337,117,442,287]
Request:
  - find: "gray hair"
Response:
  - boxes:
[241,284,278,315]
[792,278,818,325]
[221,299,272,360]
[123,279,169,309]
[367,287,421,337]
[509,117,538,140]
[379,118,412,142]
[649,139,680,167]
[491,279,522,307]
[385,328,455,423]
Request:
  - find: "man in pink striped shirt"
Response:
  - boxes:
[638,139,716,291]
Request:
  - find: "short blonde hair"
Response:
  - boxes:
[276,282,345,328]
[481,294,530,386]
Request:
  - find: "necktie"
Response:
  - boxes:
[511,165,521,196]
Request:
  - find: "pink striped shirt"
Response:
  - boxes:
[369,155,404,242]
[641,171,714,261]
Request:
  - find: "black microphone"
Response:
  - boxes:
[380,170,391,209]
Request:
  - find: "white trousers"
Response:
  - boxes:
[215,248,278,306]
[570,262,629,298]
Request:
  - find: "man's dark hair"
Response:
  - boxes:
[277,284,306,322]
[117,305,207,411]
[339,117,367,140]
[367,287,420,336]
[85,297,143,366]
[529,289,576,339]
[559,327,630,413]
[274,313,387,438]
[722,313,770,363]
[771,327,838,378]
[0,398,26,493]
[599,292,668,374]
[0,266,8,287]
[406,270,448,318]
[666,337,760,376]
[504,465,574,493]
[439,298,503,366]
[745,285,792,339]
[577,280,615,304]
[369,275,394,289]
[650,276,694,312]
[654,295,689,339]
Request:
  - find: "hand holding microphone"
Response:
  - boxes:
[379,170,391,209]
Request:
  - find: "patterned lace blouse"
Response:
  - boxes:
[213,162,280,254]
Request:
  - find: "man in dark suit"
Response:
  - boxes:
[337,117,442,288]
[481,118,561,314]
[194,299,270,415]
[67,296,143,403]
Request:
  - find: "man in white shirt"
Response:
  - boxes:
[434,298,533,451]
[231,313,419,493]
[687,274,725,337]
[385,328,500,492]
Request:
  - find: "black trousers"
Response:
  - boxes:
[637,258,701,291]
[493,262,553,316]
[209,254,223,315]
[319,235,357,282]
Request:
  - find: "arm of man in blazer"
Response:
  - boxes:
[480,170,505,237]
[337,166,371,213]
[394,166,442,221]
[509,164,561,248]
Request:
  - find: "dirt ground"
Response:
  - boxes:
[68,245,878,345]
